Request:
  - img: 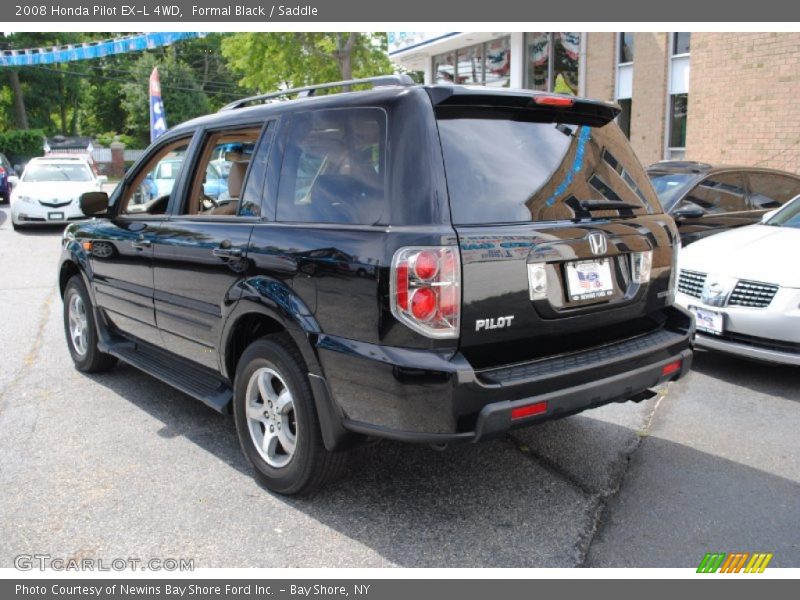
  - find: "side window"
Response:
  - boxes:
[680,173,747,214]
[121,139,191,215]
[181,126,262,217]
[277,108,387,225]
[747,173,800,209]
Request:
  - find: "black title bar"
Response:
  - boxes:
[2,0,800,22]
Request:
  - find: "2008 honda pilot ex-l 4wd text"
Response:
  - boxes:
[59,75,693,495]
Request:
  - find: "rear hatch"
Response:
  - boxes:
[431,88,679,368]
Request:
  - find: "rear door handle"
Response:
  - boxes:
[212,246,243,258]
[132,239,152,250]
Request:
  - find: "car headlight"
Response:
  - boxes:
[16,195,36,204]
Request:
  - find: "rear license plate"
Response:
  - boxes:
[565,259,614,301]
[48,211,64,221]
[689,305,724,335]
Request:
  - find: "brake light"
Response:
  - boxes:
[391,246,461,339]
[533,95,575,107]
[0,167,5,175]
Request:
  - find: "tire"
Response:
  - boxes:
[233,335,346,496]
[63,275,117,373]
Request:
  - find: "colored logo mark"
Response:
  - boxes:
[697,552,773,573]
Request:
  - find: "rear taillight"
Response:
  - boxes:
[0,167,5,175]
[390,246,461,339]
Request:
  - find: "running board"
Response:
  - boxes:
[101,337,233,413]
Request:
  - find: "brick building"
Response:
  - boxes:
[389,32,800,174]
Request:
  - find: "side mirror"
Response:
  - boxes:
[761,209,778,223]
[673,205,704,220]
[7,175,19,188]
[80,191,109,215]
[97,175,108,184]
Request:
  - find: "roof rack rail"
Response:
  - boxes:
[219,74,416,111]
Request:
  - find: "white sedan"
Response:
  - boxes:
[675,195,800,365]
[10,156,106,230]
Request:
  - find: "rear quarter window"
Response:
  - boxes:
[747,172,800,209]
[436,115,660,225]
[277,108,387,225]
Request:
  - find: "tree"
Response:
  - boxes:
[119,51,211,146]
[1,33,92,135]
[174,33,253,110]
[220,33,393,93]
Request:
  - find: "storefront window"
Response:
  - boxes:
[433,51,456,84]
[553,32,580,95]
[526,32,549,91]
[524,33,581,94]
[457,44,483,85]
[484,37,510,87]
[432,37,510,87]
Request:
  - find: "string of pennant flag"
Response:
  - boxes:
[0,32,206,68]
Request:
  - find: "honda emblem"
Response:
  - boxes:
[587,232,607,256]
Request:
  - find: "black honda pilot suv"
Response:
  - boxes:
[59,75,693,495]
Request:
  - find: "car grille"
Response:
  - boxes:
[39,199,72,208]
[727,280,779,308]
[677,269,706,298]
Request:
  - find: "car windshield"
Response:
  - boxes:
[765,197,800,228]
[647,171,698,211]
[23,163,92,182]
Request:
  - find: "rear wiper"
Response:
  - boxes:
[564,197,640,221]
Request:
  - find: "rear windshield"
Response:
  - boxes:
[647,170,698,211]
[436,115,661,225]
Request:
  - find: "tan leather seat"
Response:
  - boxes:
[209,161,247,215]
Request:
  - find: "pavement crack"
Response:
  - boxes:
[575,392,667,567]
[507,433,595,496]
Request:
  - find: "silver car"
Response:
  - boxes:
[675,194,800,365]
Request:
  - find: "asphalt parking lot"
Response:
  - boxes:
[0,206,798,568]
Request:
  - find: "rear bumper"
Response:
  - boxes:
[317,306,694,443]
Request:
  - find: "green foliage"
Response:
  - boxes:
[95,131,138,148]
[0,32,394,145]
[2,33,95,134]
[0,128,46,161]
[174,33,253,110]
[119,51,211,146]
[221,33,393,92]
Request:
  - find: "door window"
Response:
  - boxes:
[121,138,191,215]
[181,127,264,217]
[747,173,800,209]
[679,173,747,214]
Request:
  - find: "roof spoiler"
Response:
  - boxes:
[427,87,621,126]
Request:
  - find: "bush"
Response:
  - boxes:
[95,131,138,148]
[0,129,45,163]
